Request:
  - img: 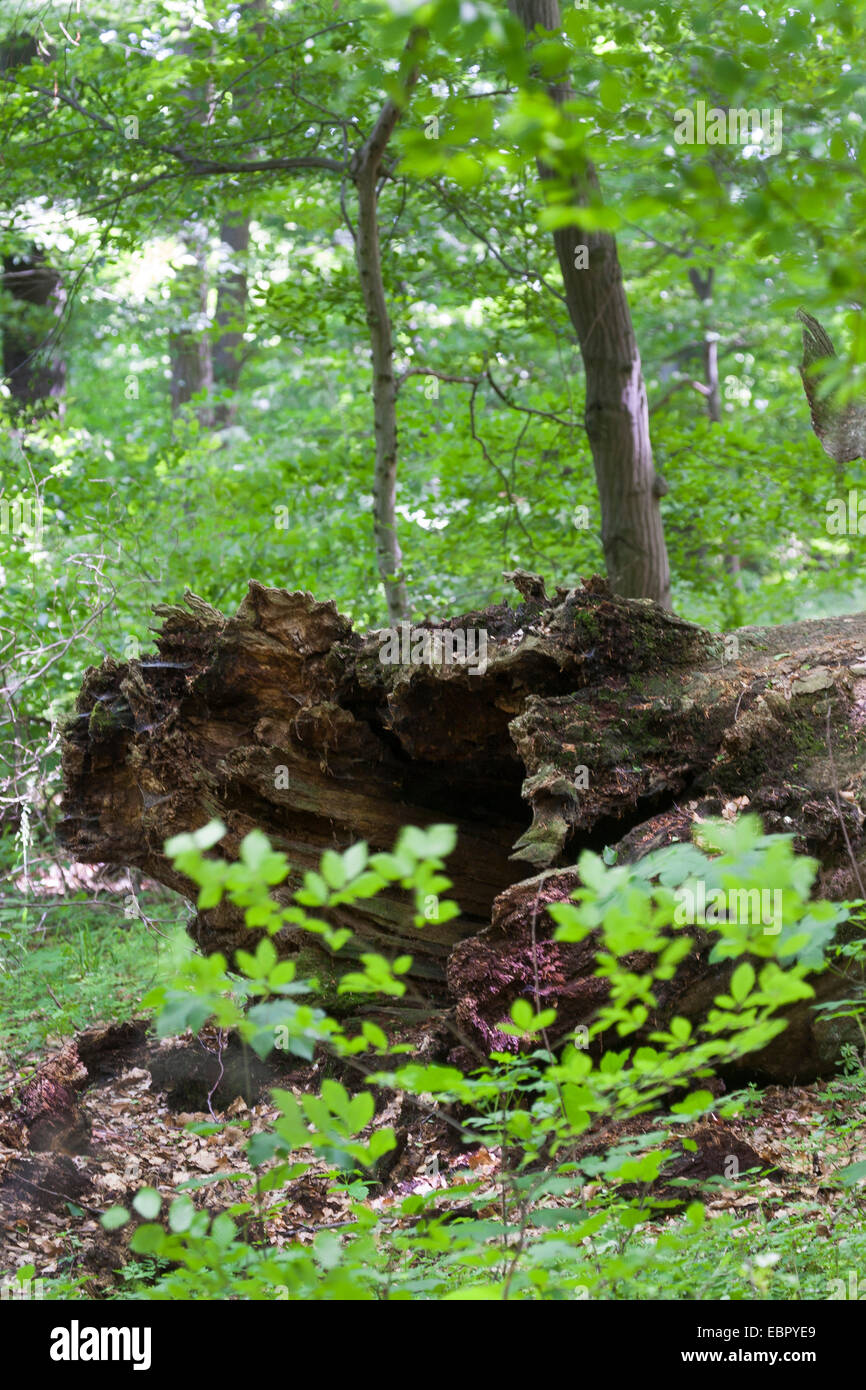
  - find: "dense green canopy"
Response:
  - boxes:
[1,0,865,741]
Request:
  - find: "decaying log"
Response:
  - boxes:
[60,574,866,1079]
[0,1042,90,1154]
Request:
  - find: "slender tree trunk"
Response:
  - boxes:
[350,42,421,623]
[688,269,723,426]
[514,0,671,608]
[168,36,215,426]
[210,0,263,428]
[689,267,744,596]
[168,221,213,423]
[212,211,250,426]
[353,166,408,622]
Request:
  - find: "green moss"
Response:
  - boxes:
[88,702,114,734]
[293,943,369,1012]
[571,609,600,641]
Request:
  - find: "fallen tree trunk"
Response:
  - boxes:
[59,574,866,1079]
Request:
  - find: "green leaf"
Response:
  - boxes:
[321,849,347,889]
[101,1205,130,1230]
[730,962,756,1003]
[342,841,368,880]
[129,1223,166,1255]
[168,1195,196,1233]
[420,824,457,857]
[166,819,226,857]
[510,997,534,1030]
[132,1187,162,1219]
[577,850,607,891]
[670,1089,715,1117]
[599,74,624,112]
[211,1213,237,1247]
[240,829,272,871]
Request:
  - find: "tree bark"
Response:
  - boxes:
[1,249,66,413]
[212,211,250,426]
[349,40,422,624]
[0,35,65,415]
[168,35,216,425]
[60,572,866,1079]
[168,220,213,421]
[513,0,671,608]
[689,266,743,598]
[797,308,866,464]
[688,269,722,426]
[210,0,264,427]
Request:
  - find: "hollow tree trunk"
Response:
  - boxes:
[60,572,866,1080]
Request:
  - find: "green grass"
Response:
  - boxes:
[0,891,192,1069]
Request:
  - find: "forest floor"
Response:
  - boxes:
[2,1021,865,1297]
[2,870,866,1298]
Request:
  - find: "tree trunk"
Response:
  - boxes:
[168,34,216,425]
[210,0,264,427]
[1,249,66,413]
[349,40,422,624]
[212,211,250,426]
[514,0,671,608]
[688,269,723,426]
[60,572,866,1080]
[353,164,408,624]
[168,222,213,422]
[0,33,65,415]
[797,308,866,464]
[689,266,743,599]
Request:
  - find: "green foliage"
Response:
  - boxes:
[0,831,189,1064]
[81,814,865,1300]
[3,0,866,1305]
[3,0,866,725]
